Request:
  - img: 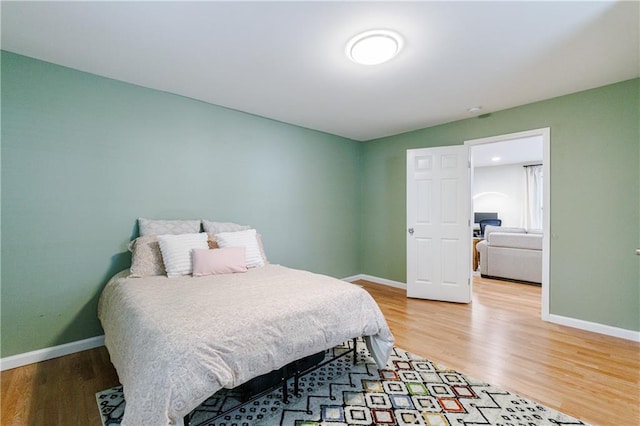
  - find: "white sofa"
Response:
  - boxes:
[476,225,543,284]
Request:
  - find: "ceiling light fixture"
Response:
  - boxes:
[467,106,483,113]
[491,156,501,162]
[346,30,403,65]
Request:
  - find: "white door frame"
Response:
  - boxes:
[464,128,551,321]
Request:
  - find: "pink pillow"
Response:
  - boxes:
[192,247,248,276]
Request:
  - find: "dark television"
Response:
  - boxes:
[474,212,498,223]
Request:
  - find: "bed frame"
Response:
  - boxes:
[184,338,358,426]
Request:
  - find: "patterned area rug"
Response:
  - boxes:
[96,341,588,425]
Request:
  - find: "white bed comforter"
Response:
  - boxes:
[98,265,394,425]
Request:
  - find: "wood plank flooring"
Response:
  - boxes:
[358,276,640,425]
[1,276,638,425]
[1,342,119,425]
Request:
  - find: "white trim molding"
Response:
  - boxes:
[344,274,407,290]
[0,335,105,371]
[548,314,640,342]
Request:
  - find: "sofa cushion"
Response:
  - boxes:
[483,225,525,241]
[488,232,542,250]
[487,246,542,283]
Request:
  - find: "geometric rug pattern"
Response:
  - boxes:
[97,340,589,425]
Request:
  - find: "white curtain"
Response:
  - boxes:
[523,165,543,230]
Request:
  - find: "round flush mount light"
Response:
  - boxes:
[346,30,403,65]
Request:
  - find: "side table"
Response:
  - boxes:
[472,238,483,271]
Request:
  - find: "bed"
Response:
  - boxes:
[98,263,395,425]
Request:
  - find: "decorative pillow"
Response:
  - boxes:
[202,220,250,234]
[192,247,248,276]
[214,229,265,268]
[128,236,166,277]
[207,232,268,264]
[138,218,201,236]
[207,236,219,249]
[157,233,209,277]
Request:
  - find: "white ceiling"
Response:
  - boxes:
[2,1,638,141]
[472,136,542,168]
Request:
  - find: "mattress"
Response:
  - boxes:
[98,264,394,425]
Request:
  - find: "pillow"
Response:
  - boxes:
[255,234,269,265]
[207,235,219,249]
[128,236,166,277]
[202,220,250,234]
[192,247,248,276]
[214,229,265,268]
[157,233,209,277]
[207,232,268,264]
[138,218,201,236]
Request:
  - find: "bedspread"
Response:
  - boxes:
[98,265,394,425]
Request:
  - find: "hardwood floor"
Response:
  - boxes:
[1,343,119,425]
[1,276,638,425]
[358,276,640,425]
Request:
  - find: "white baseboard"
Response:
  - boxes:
[344,274,407,290]
[0,335,105,371]
[548,314,640,342]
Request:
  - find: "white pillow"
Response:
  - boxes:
[202,220,250,234]
[157,233,209,277]
[214,229,264,268]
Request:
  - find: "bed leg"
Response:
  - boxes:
[293,370,300,397]
[353,337,357,365]
[282,378,289,404]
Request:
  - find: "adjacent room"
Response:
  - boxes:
[471,136,544,286]
[1,2,639,426]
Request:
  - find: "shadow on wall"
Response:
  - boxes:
[56,220,137,345]
[55,251,132,346]
[58,219,160,344]
[21,249,130,424]
[56,219,139,344]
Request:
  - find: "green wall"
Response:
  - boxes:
[2,50,638,359]
[1,52,362,357]
[360,78,640,332]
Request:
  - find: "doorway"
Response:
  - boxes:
[465,128,550,320]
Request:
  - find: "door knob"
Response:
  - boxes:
[408,228,414,235]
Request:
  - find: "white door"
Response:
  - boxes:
[407,146,471,303]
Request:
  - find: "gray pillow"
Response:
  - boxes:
[202,220,250,234]
[138,218,201,236]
